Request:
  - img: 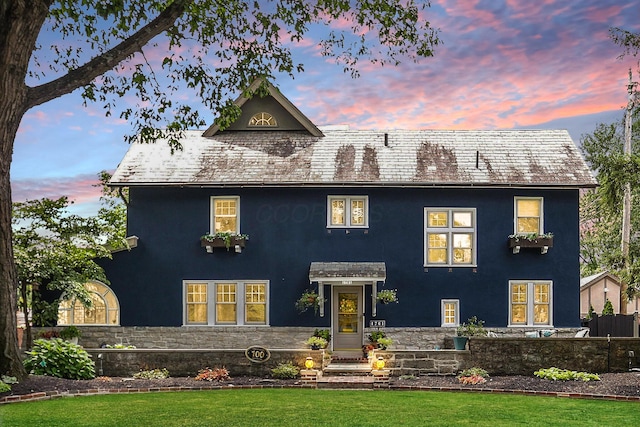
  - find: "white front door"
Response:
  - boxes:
[332,287,363,351]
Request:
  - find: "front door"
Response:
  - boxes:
[332,287,363,351]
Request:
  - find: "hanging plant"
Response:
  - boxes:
[376,289,398,304]
[295,289,325,315]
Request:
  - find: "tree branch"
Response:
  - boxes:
[25,0,187,109]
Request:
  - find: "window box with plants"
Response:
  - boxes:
[200,232,249,253]
[508,232,553,254]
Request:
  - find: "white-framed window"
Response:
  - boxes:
[248,112,277,127]
[441,299,460,327]
[184,280,269,326]
[327,196,369,228]
[211,196,240,234]
[424,208,476,267]
[57,281,120,326]
[514,197,543,234]
[509,280,552,327]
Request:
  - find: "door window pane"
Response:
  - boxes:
[338,293,358,333]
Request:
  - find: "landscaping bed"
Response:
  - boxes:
[2,372,639,400]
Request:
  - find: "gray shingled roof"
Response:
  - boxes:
[109,128,597,188]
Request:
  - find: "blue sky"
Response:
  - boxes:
[11,0,640,216]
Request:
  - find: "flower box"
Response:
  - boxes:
[508,236,553,254]
[200,235,247,253]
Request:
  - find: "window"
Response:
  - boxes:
[515,197,543,234]
[441,299,460,327]
[184,281,268,326]
[509,281,552,326]
[424,208,476,266]
[248,112,277,127]
[211,197,239,233]
[57,281,120,325]
[327,196,368,228]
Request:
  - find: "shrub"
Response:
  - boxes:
[24,338,95,380]
[456,316,487,337]
[59,325,81,339]
[602,299,614,316]
[305,336,328,349]
[0,381,10,393]
[105,344,136,349]
[271,362,300,379]
[195,367,230,382]
[133,368,170,379]
[457,367,489,385]
[38,330,60,339]
[368,331,386,342]
[534,367,600,382]
[313,329,331,342]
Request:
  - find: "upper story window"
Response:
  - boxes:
[509,280,552,327]
[327,196,369,228]
[184,281,269,326]
[211,197,240,233]
[248,112,277,127]
[424,208,476,267]
[515,197,543,234]
[58,281,120,326]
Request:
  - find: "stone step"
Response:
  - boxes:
[323,363,372,376]
[317,375,376,389]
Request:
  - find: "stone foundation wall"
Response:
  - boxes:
[376,350,469,376]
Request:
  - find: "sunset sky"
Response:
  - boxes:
[11,0,640,216]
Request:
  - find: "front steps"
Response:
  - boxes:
[312,355,389,389]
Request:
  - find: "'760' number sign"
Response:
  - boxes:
[245,346,271,363]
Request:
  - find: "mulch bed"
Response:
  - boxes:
[2,372,640,403]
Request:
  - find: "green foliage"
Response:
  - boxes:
[133,368,170,379]
[105,344,136,349]
[59,325,81,339]
[457,367,489,385]
[305,336,328,349]
[270,362,300,379]
[1,375,18,384]
[195,367,230,382]
[376,337,393,349]
[0,382,10,393]
[534,367,600,382]
[602,299,614,315]
[23,338,95,380]
[295,290,325,315]
[376,289,398,304]
[456,316,487,337]
[368,331,386,342]
[587,304,595,320]
[313,329,331,342]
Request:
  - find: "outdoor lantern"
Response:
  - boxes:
[305,357,314,369]
[375,356,385,370]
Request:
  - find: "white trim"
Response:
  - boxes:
[424,208,477,267]
[441,299,460,327]
[183,280,269,326]
[507,280,553,327]
[326,195,369,228]
[210,196,241,234]
[513,196,544,235]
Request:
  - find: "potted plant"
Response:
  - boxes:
[305,336,328,350]
[454,316,486,350]
[313,328,331,343]
[59,325,81,344]
[363,330,393,355]
[200,232,249,251]
[295,290,325,315]
[376,289,398,304]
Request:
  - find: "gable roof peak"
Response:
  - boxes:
[202,78,323,137]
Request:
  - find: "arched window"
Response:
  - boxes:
[248,112,277,127]
[57,281,120,325]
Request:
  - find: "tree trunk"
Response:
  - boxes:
[0,0,52,379]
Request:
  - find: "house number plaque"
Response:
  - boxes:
[245,346,271,363]
[370,320,386,328]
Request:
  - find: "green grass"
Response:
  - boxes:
[1,389,639,426]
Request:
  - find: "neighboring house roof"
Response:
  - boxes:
[580,271,619,289]
[109,80,597,189]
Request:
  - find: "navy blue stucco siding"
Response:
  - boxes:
[99,186,580,328]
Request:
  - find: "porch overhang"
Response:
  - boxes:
[309,262,386,318]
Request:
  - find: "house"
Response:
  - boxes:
[61,79,597,352]
[580,271,640,318]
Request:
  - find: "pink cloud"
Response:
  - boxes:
[11,174,107,206]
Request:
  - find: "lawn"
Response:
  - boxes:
[1,389,638,426]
